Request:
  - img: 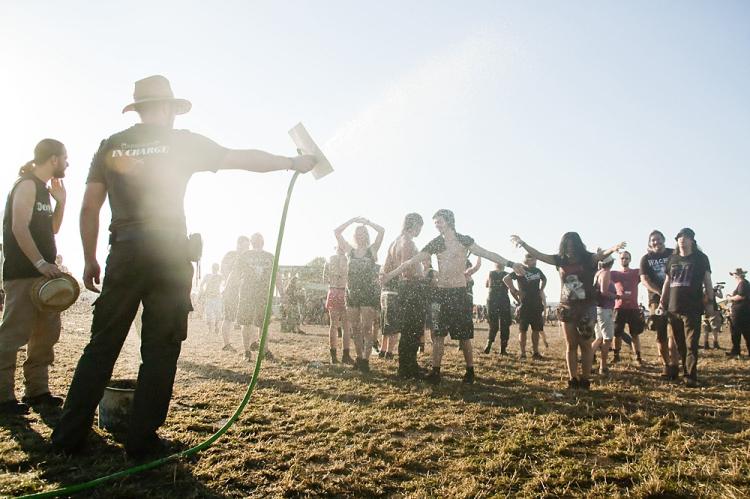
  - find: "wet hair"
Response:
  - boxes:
[402,213,423,234]
[250,232,264,249]
[19,138,65,176]
[621,250,631,258]
[558,232,589,262]
[432,209,455,230]
[355,225,370,247]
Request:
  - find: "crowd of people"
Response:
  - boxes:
[0,75,749,466]
[321,214,750,391]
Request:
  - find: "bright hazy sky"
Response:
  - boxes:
[1,1,748,304]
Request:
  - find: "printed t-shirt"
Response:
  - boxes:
[639,248,673,305]
[87,123,229,234]
[666,251,711,314]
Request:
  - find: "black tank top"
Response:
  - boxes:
[2,173,57,280]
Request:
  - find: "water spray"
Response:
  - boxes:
[17,124,332,498]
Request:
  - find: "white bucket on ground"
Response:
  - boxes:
[98,379,136,432]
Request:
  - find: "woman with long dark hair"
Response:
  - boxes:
[510,233,625,389]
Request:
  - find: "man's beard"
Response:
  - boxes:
[53,168,66,179]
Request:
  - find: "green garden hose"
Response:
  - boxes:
[18,171,301,498]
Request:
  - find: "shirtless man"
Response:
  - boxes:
[220,236,250,349]
[324,246,351,364]
[383,209,523,384]
[234,233,282,362]
[198,263,224,337]
[381,213,426,379]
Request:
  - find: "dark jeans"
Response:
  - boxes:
[668,312,702,379]
[396,280,427,377]
[487,298,511,346]
[52,238,193,451]
[730,314,750,354]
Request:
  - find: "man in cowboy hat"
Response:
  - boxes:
[726,268,750,358]
[52,75,316,457]
[0,139,68,415]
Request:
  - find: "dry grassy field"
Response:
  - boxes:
[1,297,749,498]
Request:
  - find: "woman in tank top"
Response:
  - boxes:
[335,216,385,373]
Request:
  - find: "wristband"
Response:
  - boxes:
[34,258,46,269]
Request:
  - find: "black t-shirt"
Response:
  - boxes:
[639,248,674,305]
[2,174,57,280]
[487,270,509,302]
[666,251,711,314]
[731,279,750,317]
[511,267,546,310]
[87,124,229,234]
[554,253,596,305]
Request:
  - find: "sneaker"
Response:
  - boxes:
[341,351,355,365]
[22,392,63,407]
[462,370,475,384]
[425,370,442,385]
[222,344,236,352]
[567,378,579,390]
[372,340,380,353]
[532,352,544,360]
[0,399,29,415]
[579,379,591,390]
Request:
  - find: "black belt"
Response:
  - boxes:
[110,228,186,243]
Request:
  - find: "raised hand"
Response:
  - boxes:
[510,235,524,248]
[48,178,66,204]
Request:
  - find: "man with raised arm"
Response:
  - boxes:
[52,75,315,458]
[383,209,523,384]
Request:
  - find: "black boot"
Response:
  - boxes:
[426,367,441,385]
[483,341,493,354]
[330,348,338,364]
[463,367,475,384]
[341,349,354,365]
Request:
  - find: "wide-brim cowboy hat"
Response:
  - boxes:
[30,273,81,313]
[730,268,747,277]
[121,75,192,115]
